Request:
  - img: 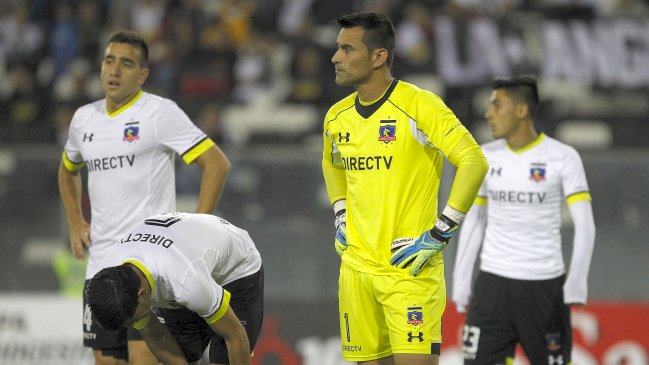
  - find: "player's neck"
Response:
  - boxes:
[106,89,141,113]
[356,72,393,104]
[507,123,538,151]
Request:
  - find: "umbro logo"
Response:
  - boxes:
[83,133,94,142]
[338,132,350,143]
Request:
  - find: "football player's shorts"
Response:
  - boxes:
[462,271,572,365]
[338,261,445,362]
[82,280,128,360]
[158,266,264,363]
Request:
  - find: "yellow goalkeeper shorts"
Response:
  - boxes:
[338,260,446,362]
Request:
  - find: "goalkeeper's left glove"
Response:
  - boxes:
[390,214,459,276]
[334,209,347,256]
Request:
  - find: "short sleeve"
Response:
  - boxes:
[156,100,212,164]
[178,260,227,319]
[62,111,84,170]
[561,147,590,198]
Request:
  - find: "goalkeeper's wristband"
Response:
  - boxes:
[334,209,347,256]
[429,214,459,244]
[335,209,346,230]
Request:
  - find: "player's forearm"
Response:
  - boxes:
[322,160,347,204]
[208,307,251,364]
[195,146,231,214]
[225,336,251,365]
[57,162,84,224]
[564,200,596,303]
[446,146,488,214]
[195,168,228,214]
[452,202,487,310]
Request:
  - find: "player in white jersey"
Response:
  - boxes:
[452,76,596,365]
[58,31,231,365]
[86,212,264,365]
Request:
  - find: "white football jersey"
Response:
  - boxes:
[99,212,262,319]
[478,133,590,280]
[63,91,214,278]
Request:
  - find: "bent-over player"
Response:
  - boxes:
[86,212,263,365]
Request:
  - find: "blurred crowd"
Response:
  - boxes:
[0,0,647,145]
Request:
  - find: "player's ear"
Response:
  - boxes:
[516,102,529,119]
[138,67,149,86]
[372,48,389,69]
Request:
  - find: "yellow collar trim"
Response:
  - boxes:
[106,90,143,117]
[508,133,545,153]
[123,259,155,298]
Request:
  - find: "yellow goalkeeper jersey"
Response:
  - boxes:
[322,79,479,275]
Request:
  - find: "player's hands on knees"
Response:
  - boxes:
[390,214,458,276]
[334,209,347,256]
[69,219,91,260]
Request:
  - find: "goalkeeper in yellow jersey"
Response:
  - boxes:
[322,11,489,365]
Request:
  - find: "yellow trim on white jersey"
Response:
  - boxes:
[566,191,592,205]
[133,312,151,330]
[474,195,488,206]
[206,289,231,324]
[181,137,215,164]
[475,134,591,280]
[61,151,85,172]
[106,90,143,117]
[507,133,546,154]
[123,259,155,298]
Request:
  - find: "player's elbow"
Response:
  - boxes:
[201,146,232,175]
[575,203,596,246]
[455,145,489,175]
[461,150,489,181]
[218,154,232,176]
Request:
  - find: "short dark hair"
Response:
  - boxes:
[492,75,540,115]
[86,265,140,331]
[337,12,395,67]
[107,30,149,67]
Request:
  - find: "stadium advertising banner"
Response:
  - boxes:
[0,295,93,365]
[431,16,649,89]
[0,296,647,365]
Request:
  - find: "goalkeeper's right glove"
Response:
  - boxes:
[334,209,347,256]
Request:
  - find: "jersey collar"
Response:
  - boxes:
[106,90,143,118]
[508,132,545,154]
[122,259,155,298]
[355,79,398,119]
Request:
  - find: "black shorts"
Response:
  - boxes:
[462,271,571,365]
[158,266,264,363]
[82,280,128,360]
